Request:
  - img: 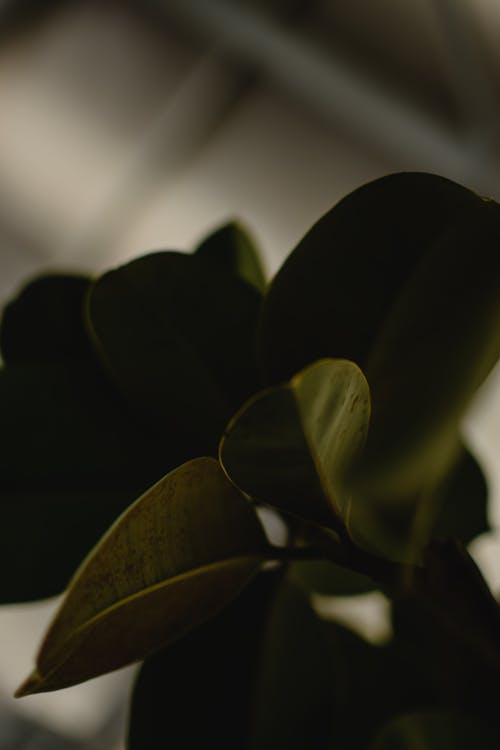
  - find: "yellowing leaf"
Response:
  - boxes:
[219,359,370,529]
[16,457,266,695]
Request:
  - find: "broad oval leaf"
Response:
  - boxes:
[86,251,262,457]
[259,172,500,559]
[219,359,370,529]
[195,221,267,293]
[258,172,481,383]
[15,457,267,695]
[0,274,181,602]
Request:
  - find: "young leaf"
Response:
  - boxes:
[219,358,370,528]
[15,457,267,695]
[86,252,262,457]
[195,221,267,293]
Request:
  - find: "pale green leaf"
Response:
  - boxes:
[219,359,370,529]
[16,457,266,695]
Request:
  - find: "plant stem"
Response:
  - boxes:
[265,535,423,592]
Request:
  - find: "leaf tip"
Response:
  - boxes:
[15,669,43,698]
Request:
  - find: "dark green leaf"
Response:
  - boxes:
[258,171,500,559]
[219,358,370,528]
[249,581,335,749]
[251,582,431,749]
[371,712,499,749]
[0,362,168,603]
[347,444,490,563]
[195,221,266,292]
[391,540,500,724]
[318,619,435,750]
[432,447,489,545]
[289,558,375,596]
[258,173,481,384]
[356,196,500,504]
[86,251,262,457]
[0,274,91,364]
[127,571,280,750]
[16,458,267,695]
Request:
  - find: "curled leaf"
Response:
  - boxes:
[220,358,370,529]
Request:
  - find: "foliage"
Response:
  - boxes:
[2,173,500,747]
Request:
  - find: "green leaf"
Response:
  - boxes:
[318,619,435,749]
[249,581,335,749]
[86,251,262,457]
[258,173,481,384]
[347,444,490,563]
[371,712,499,749]
[127,571,280,750]
[391,540,500,723]
[289,559,375,596]
[251,582,426,749]
[0,362,169,603]
[129,573,434,750]
[258,171,500,559]
[15,457,267,695]
[356,195,500,503]
[432,447,489,545]
[195,222,267,293]
[0,274,92,364]
[219,358,370,528]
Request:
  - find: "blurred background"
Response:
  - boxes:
[1,0,500,747]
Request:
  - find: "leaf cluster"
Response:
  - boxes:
[2,174,500,748]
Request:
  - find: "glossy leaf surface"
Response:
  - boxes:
[195,221,266,292]
[220,358,370,528]
[86,251,261,457]
[16,458,266,695]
